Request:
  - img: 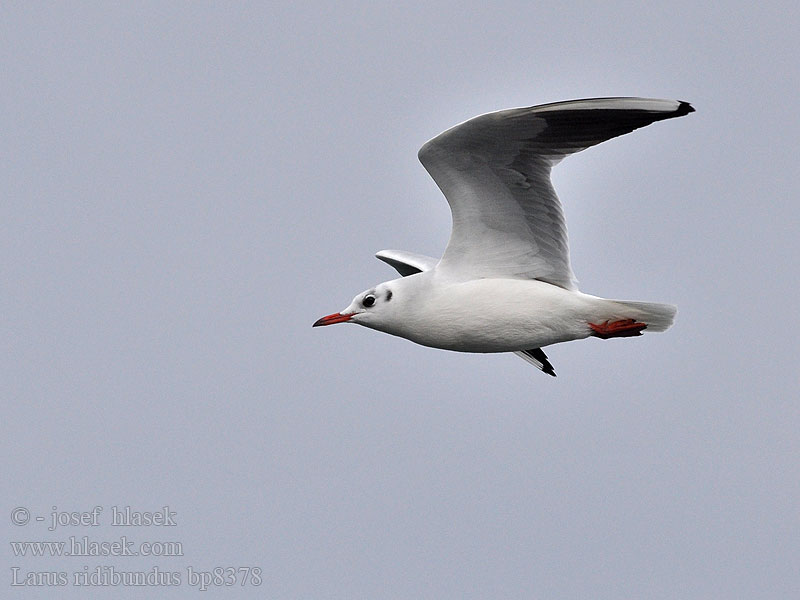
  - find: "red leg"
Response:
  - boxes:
[589,319,647,339]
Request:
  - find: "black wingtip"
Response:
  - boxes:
[527,348,557,377]
[676,101,695,116]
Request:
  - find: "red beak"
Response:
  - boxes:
[312,312,353,327]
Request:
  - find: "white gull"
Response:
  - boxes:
[314,97,694,376]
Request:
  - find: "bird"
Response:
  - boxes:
[313,97,693,376]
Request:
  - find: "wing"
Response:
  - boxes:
[418,97,694,289]
[515,348,556,377]
[375,249,438,276]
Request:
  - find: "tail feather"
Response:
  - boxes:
[607,300,677,333]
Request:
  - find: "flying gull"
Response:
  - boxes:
[314,97,693,376]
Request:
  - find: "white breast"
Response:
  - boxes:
[396,278,597,353]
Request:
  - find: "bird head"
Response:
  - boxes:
[313,281,399,331]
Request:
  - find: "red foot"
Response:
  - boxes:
[589,319,647,339]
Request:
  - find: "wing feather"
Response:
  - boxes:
[375,249,438,276]
[418,97,694,289]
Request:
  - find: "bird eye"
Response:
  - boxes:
[362,294,376,307]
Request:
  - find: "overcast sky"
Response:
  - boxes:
[3,2,798,598]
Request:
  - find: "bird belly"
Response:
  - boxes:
[396,279,595,353]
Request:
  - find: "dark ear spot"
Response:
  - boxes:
[385,289,393,301]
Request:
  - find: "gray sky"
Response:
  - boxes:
[3,2,798,598]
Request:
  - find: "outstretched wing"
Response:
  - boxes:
[418,97,694,289]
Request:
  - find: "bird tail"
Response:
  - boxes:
[607,300,677,332]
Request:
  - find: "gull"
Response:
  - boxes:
[314,97,693,376]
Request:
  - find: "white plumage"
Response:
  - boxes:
[314,97,693,376]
